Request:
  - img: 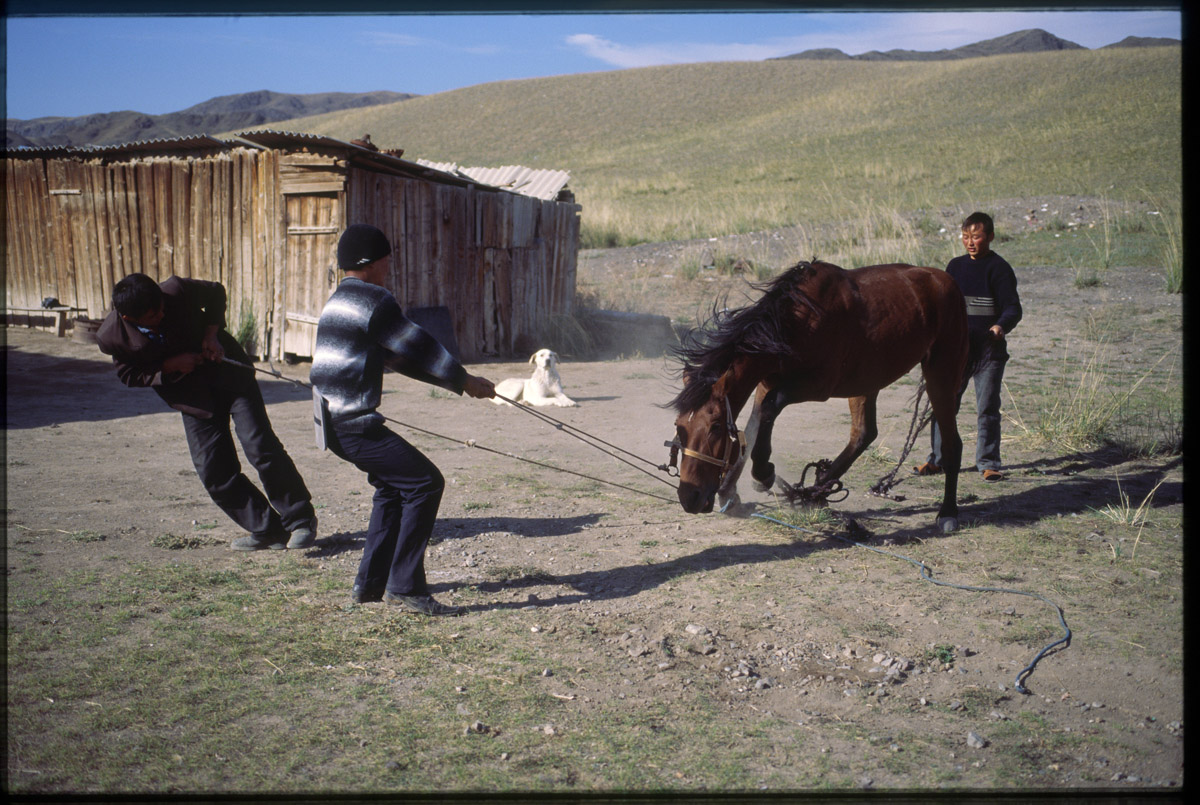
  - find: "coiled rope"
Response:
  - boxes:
[750,512,1071,694]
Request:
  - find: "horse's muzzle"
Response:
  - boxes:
[677,482,715,514]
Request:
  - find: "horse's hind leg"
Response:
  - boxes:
[923,350,965,533]
[816,394,879,485]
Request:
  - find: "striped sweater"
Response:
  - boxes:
[310,278,467,432]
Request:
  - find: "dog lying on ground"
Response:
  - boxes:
[493,348,579,407]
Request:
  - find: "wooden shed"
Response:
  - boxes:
[4,131,581,361]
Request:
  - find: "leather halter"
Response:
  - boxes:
[664,396,745,482]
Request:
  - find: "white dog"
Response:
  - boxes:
[493,348,578,407]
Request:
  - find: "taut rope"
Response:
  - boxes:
[222,357,679,503]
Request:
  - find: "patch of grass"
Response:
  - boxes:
[923,644,956,667]
[64,530,106,543]
[1006,342,1179,456]
[232,301,258,357]
[150,533,222,550]
[760,504,840,532]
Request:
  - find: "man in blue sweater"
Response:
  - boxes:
[916,212,1022,482]
[311,224,495,615]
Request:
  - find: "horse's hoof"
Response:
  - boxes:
[937,516,958,534]
[751,473,775,493]
[718,492,742,515]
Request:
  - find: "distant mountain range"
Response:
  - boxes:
[6,28,1179,150]
[5,89,415,149]
[773,28,1178,62]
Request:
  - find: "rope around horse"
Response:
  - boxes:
[870,378,934,499]
[751,512,1070,695]
[222,357,680,503]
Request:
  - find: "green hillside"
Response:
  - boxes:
[241,47,1180,245]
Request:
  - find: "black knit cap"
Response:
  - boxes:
[337,224,392,270]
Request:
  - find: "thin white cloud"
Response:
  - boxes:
[362,31,434,48]
[566,33,784,67]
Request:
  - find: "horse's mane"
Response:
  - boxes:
[669,261,817,413]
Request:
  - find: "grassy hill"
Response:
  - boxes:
[234,47,1180,246]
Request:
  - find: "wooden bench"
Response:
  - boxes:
[5,306,86,337]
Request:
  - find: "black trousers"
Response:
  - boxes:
[180,377,314,537]
[328,423,444,596]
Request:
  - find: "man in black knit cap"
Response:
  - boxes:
[311,224,495,615]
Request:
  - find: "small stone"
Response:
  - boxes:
[967,732,988,749]
[541,668,553,677]
[685,624,710,636]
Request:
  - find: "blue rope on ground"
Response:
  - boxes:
[750,512,1071,694]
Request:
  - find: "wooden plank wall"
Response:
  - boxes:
[5,148,579,361]
[4,149,279,355]
[344,165,580,361]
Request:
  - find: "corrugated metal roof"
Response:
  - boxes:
[4,129,573,201]
[4,134,231,158]
[417,161,571,201]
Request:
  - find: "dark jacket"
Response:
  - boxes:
[96,276,252,418]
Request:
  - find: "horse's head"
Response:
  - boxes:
[669,385,744,514]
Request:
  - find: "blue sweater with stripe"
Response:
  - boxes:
[310,278,467,432]
[945,250,1022,341]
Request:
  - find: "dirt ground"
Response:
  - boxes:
[4,244,1184,790]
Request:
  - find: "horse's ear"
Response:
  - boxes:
[711,370,733,399]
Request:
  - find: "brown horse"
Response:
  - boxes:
[669,260,969,533]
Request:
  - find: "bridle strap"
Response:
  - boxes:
[665,397,745,479]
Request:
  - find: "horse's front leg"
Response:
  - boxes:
[750,386,788,492]
[815,394,879,486]
[716,386,764,512]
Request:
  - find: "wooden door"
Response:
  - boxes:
[281,192,340,358]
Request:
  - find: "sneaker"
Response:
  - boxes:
[912,462,943,477]
[287,519,318,550]
[384,592,463,616]
[231,534,287,551]
[982,469,1005,482]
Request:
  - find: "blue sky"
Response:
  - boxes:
[5,9,1182,120]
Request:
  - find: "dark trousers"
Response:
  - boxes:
[181,378,314,537]
[328,424,444,596]
[930,338,1009,472]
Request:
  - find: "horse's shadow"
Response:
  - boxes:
[438,534,847,611]
[304,449,1181,611]
[431,451,1182,612]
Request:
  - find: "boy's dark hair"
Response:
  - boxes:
[112,273,163,318]
[962,211,994,236]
